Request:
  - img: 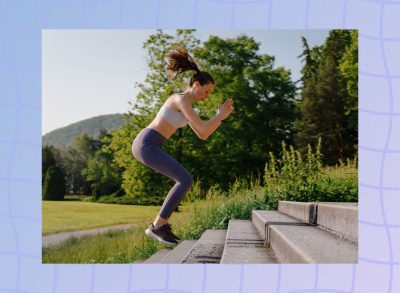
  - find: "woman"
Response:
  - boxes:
[132,46,234,245]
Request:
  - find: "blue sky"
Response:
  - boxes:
[42,29,329,135]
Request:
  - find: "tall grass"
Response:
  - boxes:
[263,138,358,209]
[178,184,267,239]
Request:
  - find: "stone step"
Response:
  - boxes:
[278,201,317,224]
[270,224,358,263]
[220,220,277,264]
[317,202,358,243]
[253,210,357,263]
[278,201,358,242]
[252,210,308,243]
[181,230,227,264]
[143,249,171,264]
[158,240,197,264]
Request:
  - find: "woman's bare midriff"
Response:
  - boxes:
[146,95,181,140]
[147,117,177,140]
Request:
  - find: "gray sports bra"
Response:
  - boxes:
[157,103,188,128]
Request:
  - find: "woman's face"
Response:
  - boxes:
[193,81,214,102]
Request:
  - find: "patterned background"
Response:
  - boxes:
[0,0,399,292]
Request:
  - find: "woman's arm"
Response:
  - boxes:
[188,115,224,140]
[177,95,226,140]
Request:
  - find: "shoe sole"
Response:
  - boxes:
[145,228,177,245]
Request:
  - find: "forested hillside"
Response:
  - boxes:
[42,113,125,149]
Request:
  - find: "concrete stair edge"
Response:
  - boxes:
[158,240,198,264]
[143,249,171,264]
[269,224,358,263]
[252,209,357,264]
[181,229,227,264]
[220,219,277,264]
[278,201,358,242]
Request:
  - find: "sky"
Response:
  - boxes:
[42,29,329,135]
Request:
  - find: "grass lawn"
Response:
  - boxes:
[42,186,265,263]
[42,197,206,263]
[42,196,161,235]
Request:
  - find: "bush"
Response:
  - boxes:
[43,166,66,200]
[179,183,268,239]
[263,138,358,209]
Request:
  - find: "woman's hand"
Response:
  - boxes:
[217,99,234,121]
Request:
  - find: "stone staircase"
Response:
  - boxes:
[135,201,358,264]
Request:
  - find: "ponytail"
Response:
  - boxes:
[166,46,199,80]
[166,45,215,86]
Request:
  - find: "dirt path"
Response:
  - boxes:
[42,223,138,248]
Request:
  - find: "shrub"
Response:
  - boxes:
[263,138,358,209]
[43,166,66,200]
[179,183,268,239]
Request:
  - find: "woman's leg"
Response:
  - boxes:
[137,144,193,221]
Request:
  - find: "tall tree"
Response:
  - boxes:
[193,35,297,188]
[63,134,101,194]
[295,30,353,165]
[84,129,123,199]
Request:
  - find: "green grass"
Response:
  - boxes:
[42,198,160,235]
[42,184,266,263]
[42,226,162,264]
[42,200,203,263]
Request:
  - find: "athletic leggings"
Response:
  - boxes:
[131,128,193,219]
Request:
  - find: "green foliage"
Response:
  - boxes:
[43,165,66,200]
[63,134,102,195]
[42,146,56,184]
[339,30,358,152]
[180,183,269,239]
[194,34,297,189]
[295,30,357,165]
[84,131,123,199]
[263,138,358,209]
[339,30,358,101]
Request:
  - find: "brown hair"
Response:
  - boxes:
[166,46,214,87]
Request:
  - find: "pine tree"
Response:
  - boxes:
[295,30,353,165]
[294,37,322,155]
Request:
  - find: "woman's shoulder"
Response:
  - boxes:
[165,93,184,111]
[168,93,187,109]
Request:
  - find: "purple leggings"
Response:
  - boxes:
[131,128,193,219]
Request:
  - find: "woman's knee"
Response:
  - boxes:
[180,172,193,189]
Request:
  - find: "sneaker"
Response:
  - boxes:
[165,223,180,240]
[145,223,178,245]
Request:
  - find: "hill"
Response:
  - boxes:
[42,113,126,149]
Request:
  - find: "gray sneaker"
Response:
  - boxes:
[145,223,178,245]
